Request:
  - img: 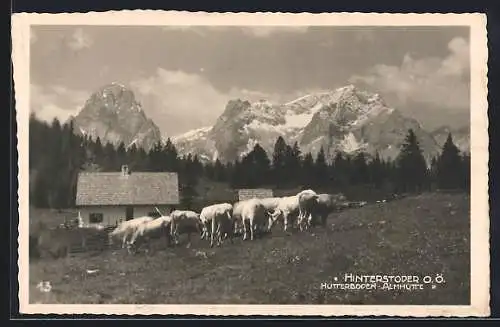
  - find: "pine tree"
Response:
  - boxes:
[368,151,383,187]
[192,155,204,178]
[301,152,315,187]
[178,155,198,210]
[271,136,289,187]
[461,153,470,192]
[285,142,302,188]
[395,129,429,193]
[91,136,104,168]
[239,144,271,187]
[30,116,54,207]
[148,140,164,171]
[213,159,226,182]
[49,118,68,207]
[352,152,369,185]
[230,159,243,188]
[314,146,328,188]
[62,120,81,207]
[429,156,439,190]
[101,143,115,171]
[333,152,350,187]
[115,142,128,170]
[381,159,398,195]
[436,133,463,190]
[204,161,215,180]
[163,138,179,172]
[126,143,139,171]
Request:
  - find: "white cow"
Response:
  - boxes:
[108,216,154,249]
[313,193,348,227]
[241,198,269,241]
[199,203,233,248]
[258,197,282,231]
[170,210,203,247]
[297,189,317,219]
[259,197,281,210]
[233,199,275,235]
[127,216,173,254]
[231,201,247,235]
[297,189,320,231]
[268,195,300,232]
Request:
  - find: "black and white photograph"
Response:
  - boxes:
[12,12,489,316]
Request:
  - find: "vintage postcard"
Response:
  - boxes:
[12,11,489,316]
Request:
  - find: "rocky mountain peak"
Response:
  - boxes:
[71,83,161,151]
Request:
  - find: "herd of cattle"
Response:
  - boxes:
[108,189,351,254]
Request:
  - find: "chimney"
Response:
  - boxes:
[121,165,129,176]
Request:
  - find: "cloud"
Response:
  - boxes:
[349,37,470,111]
[67,28,93,51]
[130,69,233,134]
[130,68,280,135]
[30,84,89,123]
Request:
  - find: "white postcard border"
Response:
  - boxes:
[12,11,490,317]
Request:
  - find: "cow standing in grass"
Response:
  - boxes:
[297,189,320,231]
[199,203,233,248]
[170,210,203,248]
[312,193,348,227]
[108,216,154,249]
[231,201,247,236]
[233,199,274,236]
[268,195,300,232]
[241,198,269,241]
[127,216,173,254]
[258,197,282,232]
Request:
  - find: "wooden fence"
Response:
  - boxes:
[67,226,117,257]
[31,225,118,260]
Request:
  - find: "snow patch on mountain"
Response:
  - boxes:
[171,126,212,143]
[284,109,317,129]
[340,132,368,153]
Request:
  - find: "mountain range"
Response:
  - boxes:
[172,84,470,164]
[67,83,470,164]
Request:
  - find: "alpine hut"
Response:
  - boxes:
[75,165,179,226]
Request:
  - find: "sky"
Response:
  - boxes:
[30,25,470,136]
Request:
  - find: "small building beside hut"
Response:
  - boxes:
[237,188,274,201]
[75,165,179,227]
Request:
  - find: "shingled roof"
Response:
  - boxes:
[75,171,179,206]
[238,188,274,201]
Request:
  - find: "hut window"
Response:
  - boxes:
[89,213,104,223]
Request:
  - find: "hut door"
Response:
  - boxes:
[125,207,134,221]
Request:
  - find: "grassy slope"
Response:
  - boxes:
[29,192,470,305]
